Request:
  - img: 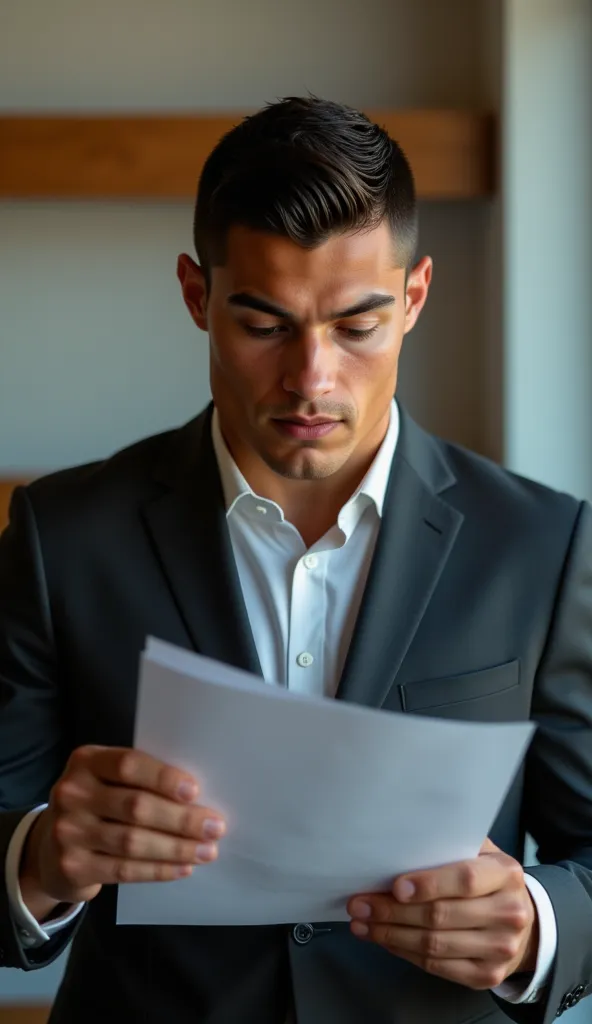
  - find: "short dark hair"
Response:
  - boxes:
[193,96,418,286]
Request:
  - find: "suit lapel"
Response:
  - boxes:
[141,407,262,677]
[337,412,464,710]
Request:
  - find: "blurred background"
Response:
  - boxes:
[0,0,591,1019]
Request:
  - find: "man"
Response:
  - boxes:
[0,96,591,1024]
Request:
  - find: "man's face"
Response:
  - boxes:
[178,222,431,481]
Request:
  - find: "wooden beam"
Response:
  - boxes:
[0,111,494,200]
[0,480,29,533]
[0,1009,50,1024]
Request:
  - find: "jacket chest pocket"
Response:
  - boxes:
[398,660,523,721]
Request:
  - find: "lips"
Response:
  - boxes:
[272,417,341,440]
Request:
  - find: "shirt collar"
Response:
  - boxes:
[211,400,400,524]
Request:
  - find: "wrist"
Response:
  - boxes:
[18,813,62,924]
[18,873,62,925]
[515,897,540,975]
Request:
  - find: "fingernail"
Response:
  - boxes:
[177,865,193,877]
[178,781,197,802]
[351,921,369,938]
[203,818,226,840]
[195,842,217,862]
[395,879,416,901]
[350,900,372,919]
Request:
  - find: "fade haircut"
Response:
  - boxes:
[193,95,418,287]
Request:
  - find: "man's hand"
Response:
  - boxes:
[347,839,539,991]
[20,745,225,922]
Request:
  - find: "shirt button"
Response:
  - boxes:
[255,505,267,515]
[303,554,318,570]
[297,652,314,668]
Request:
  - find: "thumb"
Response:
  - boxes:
[479,836,501,855]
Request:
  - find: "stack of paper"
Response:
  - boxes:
[117,638,534,926]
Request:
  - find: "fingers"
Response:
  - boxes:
[350,922,522,964]
[48,746,227,902]
[91,783,226,841]
[348,891,530,932]
[391,851,522,903]
[55,812,219,865]
[385,951,511,992]
[56,745,226,842]
[70,746,199,803]
[59,848,199,889]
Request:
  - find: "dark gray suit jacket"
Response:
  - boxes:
[1,404,591,1024]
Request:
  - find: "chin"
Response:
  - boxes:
[263,447,343,481]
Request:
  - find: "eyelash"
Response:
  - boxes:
[244,325,380,341]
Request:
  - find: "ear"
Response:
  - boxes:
[177,253,208,331]
[404,256,433,334]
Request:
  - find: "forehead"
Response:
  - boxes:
[212,223,404,308]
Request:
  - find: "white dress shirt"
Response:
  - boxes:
[5,401,556,1005]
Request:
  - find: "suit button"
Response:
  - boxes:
[573,985,585,999]
[292,923,314,945]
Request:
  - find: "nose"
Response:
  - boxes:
[281,333,337,402]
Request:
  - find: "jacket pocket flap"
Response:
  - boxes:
[400,660,520,712]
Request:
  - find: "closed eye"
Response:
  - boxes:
[341,325,380,340]
[243,324,380,341]
[244,325,286,337]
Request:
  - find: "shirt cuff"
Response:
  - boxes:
[493,872,558,1004]
[5,804,85,949]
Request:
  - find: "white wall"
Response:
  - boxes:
[504,7,592,1020]
[503,0,592,500]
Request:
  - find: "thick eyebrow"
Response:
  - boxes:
[227,292,396,321]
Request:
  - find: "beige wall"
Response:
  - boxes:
[0,0,496,475]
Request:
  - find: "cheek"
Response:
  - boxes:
[210,328,283,401]
[341,339,402,398]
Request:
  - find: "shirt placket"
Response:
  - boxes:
[286,549,327,696]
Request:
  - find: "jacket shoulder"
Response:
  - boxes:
[19,416,202,535]
[439,436,583,531]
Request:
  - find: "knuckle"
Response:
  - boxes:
[505,862,524,889]
[177,840,193,863]
[52,779,79,811]
[504,900,530,931]
[68,745,92,769]
[114,859,135,884]
[422,957,443,978]
[118,751,141,785]
[421,931,444,959]
[179,806,198,837]
[459,862,480,897]
[496,937,520,961]
[157,764,179,795]
[417,877,438,902]
[427,901,447,930]
[373,900,391,923]
[482,965,508,989]
[52,815,76,847]
[155,863,175,882]
[126,791,151,826]
[59,852,82,885]
[121,828,143,859]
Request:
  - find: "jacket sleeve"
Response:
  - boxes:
[0,486,83,970]
[494,500,592,1022]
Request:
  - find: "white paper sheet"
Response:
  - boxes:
[117,637,535,926]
